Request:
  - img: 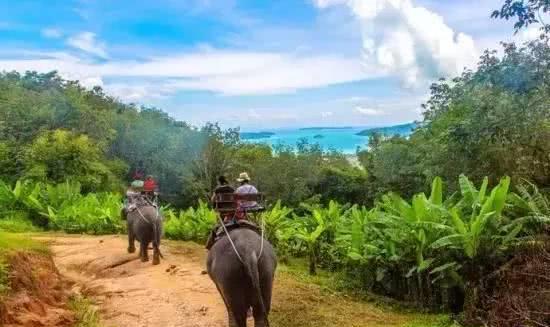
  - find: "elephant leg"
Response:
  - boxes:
[228,307,246,327]
[215,283,247,327]
[252,286,271,327]
[261,276,274,315]
[140,241,149,262]
[127,226,136,254]
[252,308,267,327]
[152,246,160,265]
[225,291,248,327]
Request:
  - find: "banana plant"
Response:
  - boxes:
[432,176,513,259]
[335,205,379,263]
[295,200,348,274]
[295,212,327,275]
[0,179,44,212]
[259,200,293,246]
[164,200,217,242]
[379,177,451,279]
[507,180,550,232]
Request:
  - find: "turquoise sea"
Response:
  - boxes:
[241,124,415,154]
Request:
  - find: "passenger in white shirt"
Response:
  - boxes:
[235,172,258,208]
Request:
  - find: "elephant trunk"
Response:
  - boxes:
[244,252,269,327]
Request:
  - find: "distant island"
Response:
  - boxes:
[356,122,417,136]
[313,134,324,139]
[240,131,276,140]
[300,127,353,130]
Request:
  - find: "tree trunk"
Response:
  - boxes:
[309,247,317,275]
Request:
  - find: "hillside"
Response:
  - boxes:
[356,122,417,136]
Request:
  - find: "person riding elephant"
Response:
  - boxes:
[211,175,235,221]
[143,175,158,204]
[205,175,235,250]
[121,181,143,220]
[235,172,260,219]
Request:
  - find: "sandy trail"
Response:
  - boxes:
[40,235,228,327]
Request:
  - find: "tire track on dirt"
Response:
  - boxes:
[39,235,228,327]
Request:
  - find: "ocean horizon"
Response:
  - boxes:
[241,123,416,154]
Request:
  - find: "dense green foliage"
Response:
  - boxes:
[0,71,369,207]
[164,200,217,242]
[0,71,205,202]
[359,41,550,200]
[0,179,123,234]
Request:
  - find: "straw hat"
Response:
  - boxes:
[236,172,251,182]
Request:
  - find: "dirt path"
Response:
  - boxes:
[41,235,227,327]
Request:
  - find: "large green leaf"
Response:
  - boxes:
[450,208,467,234]
[429,177,443,205]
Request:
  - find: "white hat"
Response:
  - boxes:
[236,172,251,182]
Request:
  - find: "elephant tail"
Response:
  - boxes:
[244,252,269,326]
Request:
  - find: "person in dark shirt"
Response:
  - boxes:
[206,175,235,250]
[132,161,145,181]
[211,175,234,202]
[211,175,235,218]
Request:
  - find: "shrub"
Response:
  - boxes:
[164,200,217,242]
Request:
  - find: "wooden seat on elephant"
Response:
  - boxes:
[207,193,266,249]
[213,193,266,215]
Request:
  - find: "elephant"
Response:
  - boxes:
[126,205,163,265]
[207,227,277,327]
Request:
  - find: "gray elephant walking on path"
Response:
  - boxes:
[207,228,277,327]
[126,205,163,265]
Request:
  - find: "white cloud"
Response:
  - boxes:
[314,0,479,87]
[344,96,369,102]
[164,53,375,95]
[517,26,544,43]
[354,106,383,116]
[0,48,379,98]
[321,111,333,118]
[67,32,108,58]
[41,28,63,39]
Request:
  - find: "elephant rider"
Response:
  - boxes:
[143,175,158,205]
[205,175,235,249]
[211,175,235,220]
[131,160,145,181]
[234,172,259,219]
[122,181,143,220]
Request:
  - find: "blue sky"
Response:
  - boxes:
[0,0,536,130]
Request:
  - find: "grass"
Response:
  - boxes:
[0,216,41,233]
[0,231,49,297]
[272,262,455,327]
[0,231,49,255]
[69,295,102,327]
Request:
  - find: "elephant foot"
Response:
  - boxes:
[152,255,160,265]
[128,246,136,253]
[141,256,149,262]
